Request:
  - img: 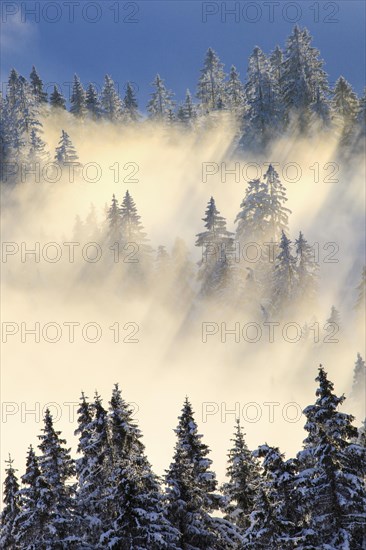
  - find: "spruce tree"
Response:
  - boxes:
[101,75,123,121]
[294,231,318,308]
[281,25,329,132]
[225,65,245,114]
[354,265,366,312]
[296,366,366,548]
[37,409,76,546]
[0,455,21,549]
[123,82,140,122]
[240,47,281,150]
[30,66,48,104]
[119,190,153,263]
[70,74,87,118]
[326,305,341,328]
[13,445,55,549]
[165,398,240,549]
[195,196,235,298]
[351,353,365,402]
[54,130,80,165]
[272,231,297,315]
[197,48,226,111]
[222,420,260,531]
[49,85,66,109]
[86,83,102,119]
[147,74,175,121]
[332,76,359,145]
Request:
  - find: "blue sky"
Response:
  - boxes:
[1,0,365,108]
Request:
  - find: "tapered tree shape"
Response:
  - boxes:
[294,231,318,309]
[296,366,366,549]
[281,25,329,132]
[351,352,365,402]
[263,164,291,242]
[196,196,234,298]
[240,47,281,150]
[54,130,80,166]
[70,74,86,118]
[147,74,175,121]
[332,76,359,145]
[225,65,245,113]
[177,89,197,126]
[119,191,153,273]
[30,66,47,104]
[0,455,20,549]
[164,398,241,549]
[101,384,180,549]
[197,48,226,111]
[50,85,66,109]
[101,75,123,121]
[13,445,55,549]
[74,393,112,547]
[222,420,260,531]
[124,82,140,122]
[106,193,122,245]
[37,409,77,546]
[86,83,102,119]
[271,231,297,315]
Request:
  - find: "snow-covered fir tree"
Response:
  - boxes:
[54,129,80,166]
[101,384,180,549]
[296,366,366,549]
[240,47,281,150]
[86,83,102,119]
[70,74,87,118]
[222,420,260,531]
[13,445,58,549]
[280,25,329,132]
[106,193,122,245]
[197,48,226,112]
[101,75,123,121]
[147,74,175,122]
[123,82,140,122]
[29,66,48,104]
[36,409,77,546]
[225,65,245,114]
[0,456,21,549]
[49,85,66,109]
[177,89,197,126]
[27,126,49,165]
[332,76,359,145]
[165,397,241,549]
[196,196,235,298]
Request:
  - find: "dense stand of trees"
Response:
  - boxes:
[1,25,365,184]
[1,367,365,549]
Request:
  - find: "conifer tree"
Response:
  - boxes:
[222,420,260,530]
[280,25,330,132]
[165,398,240,549]
[354,265,366,312]
[296,366,366,548]
[101,75,123,121]
[240,47,281,150]
[13,445,56,549]
[225,65,245,113]
[54,129,80,166]
[0,455,21,549]
[294,231,318,307]
[106,193,122,244]
[37,409,76,545]
[351,352,365,402]
[86,83,102,119]
[147,74,175,121]
[272,231,297,315]
[326,305,341,328]
[70,74,87,118]
[332,76,359,145]
[197,48,226,111]
[196,196,235,298]
[119,190,153,265]
[30,66,48,104]
[49,85,66,109]
[123,82,140,122]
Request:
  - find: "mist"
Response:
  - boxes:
[1,109,365,492]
